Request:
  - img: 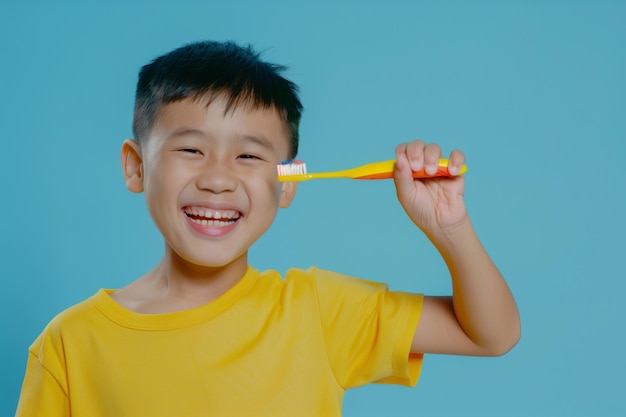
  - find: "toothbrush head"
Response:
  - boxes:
[277,160,308,181]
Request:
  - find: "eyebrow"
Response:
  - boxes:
[167,128,205,139]
[238,134,276,151]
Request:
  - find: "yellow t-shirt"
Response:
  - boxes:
[16,267,424,417]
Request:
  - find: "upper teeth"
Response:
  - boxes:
[184,207,240,220]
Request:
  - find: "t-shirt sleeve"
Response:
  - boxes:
[306,267,424,389]
[15,327,70,417]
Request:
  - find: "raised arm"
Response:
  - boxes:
[393,141,520,357]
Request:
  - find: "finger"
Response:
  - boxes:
[448,149,465,176]
[394,142,410,176]
[405,140,425,172]
[394,143,416,195]
[423,143,442,175]
[395,142,408,160]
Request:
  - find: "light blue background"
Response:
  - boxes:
[1,1,624,416]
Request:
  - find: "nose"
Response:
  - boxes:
[195,160,238,194]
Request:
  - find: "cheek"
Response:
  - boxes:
[145,156,188,190]
[245,173,283,204]
[143,168,167,199]
[142,163,184,214]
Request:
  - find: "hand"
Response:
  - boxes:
[393,140,468,238]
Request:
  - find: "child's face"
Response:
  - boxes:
[123,96,297,269]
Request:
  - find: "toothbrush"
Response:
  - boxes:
[277,159,467,182]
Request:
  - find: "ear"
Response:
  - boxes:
[278,181,298,208]
[121,139,144,193]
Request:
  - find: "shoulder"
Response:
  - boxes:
[281,267,423,320]
[277,267,396,316]
[251,267,374,304]
[26,291,104,372]
[283,266,389,296]
[30,291,106,349]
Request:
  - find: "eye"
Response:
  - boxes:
[178,148,202,155]
[238,154,261,160]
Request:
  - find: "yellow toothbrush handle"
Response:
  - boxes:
[352,159,466,179]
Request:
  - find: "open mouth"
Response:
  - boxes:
[183,206,242,227]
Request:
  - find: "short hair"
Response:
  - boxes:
[133,40,303,158]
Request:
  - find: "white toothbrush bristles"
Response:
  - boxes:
[277,160,307,176]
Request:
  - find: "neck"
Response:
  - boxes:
[152,247,249,304]
[112,247,250,314]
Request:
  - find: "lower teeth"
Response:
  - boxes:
[193,219,234,227]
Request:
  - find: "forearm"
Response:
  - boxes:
[428,216,521,356]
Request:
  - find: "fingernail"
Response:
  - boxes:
[426,164,437,175]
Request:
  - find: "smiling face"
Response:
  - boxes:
[122,96,297,274]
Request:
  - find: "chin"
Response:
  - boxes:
[182,251,248,270]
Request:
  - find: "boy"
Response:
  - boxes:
[15,40,520,416]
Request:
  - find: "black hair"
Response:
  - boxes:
[133,40,303,158]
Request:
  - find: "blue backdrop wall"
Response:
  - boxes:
[1,1,625,416]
